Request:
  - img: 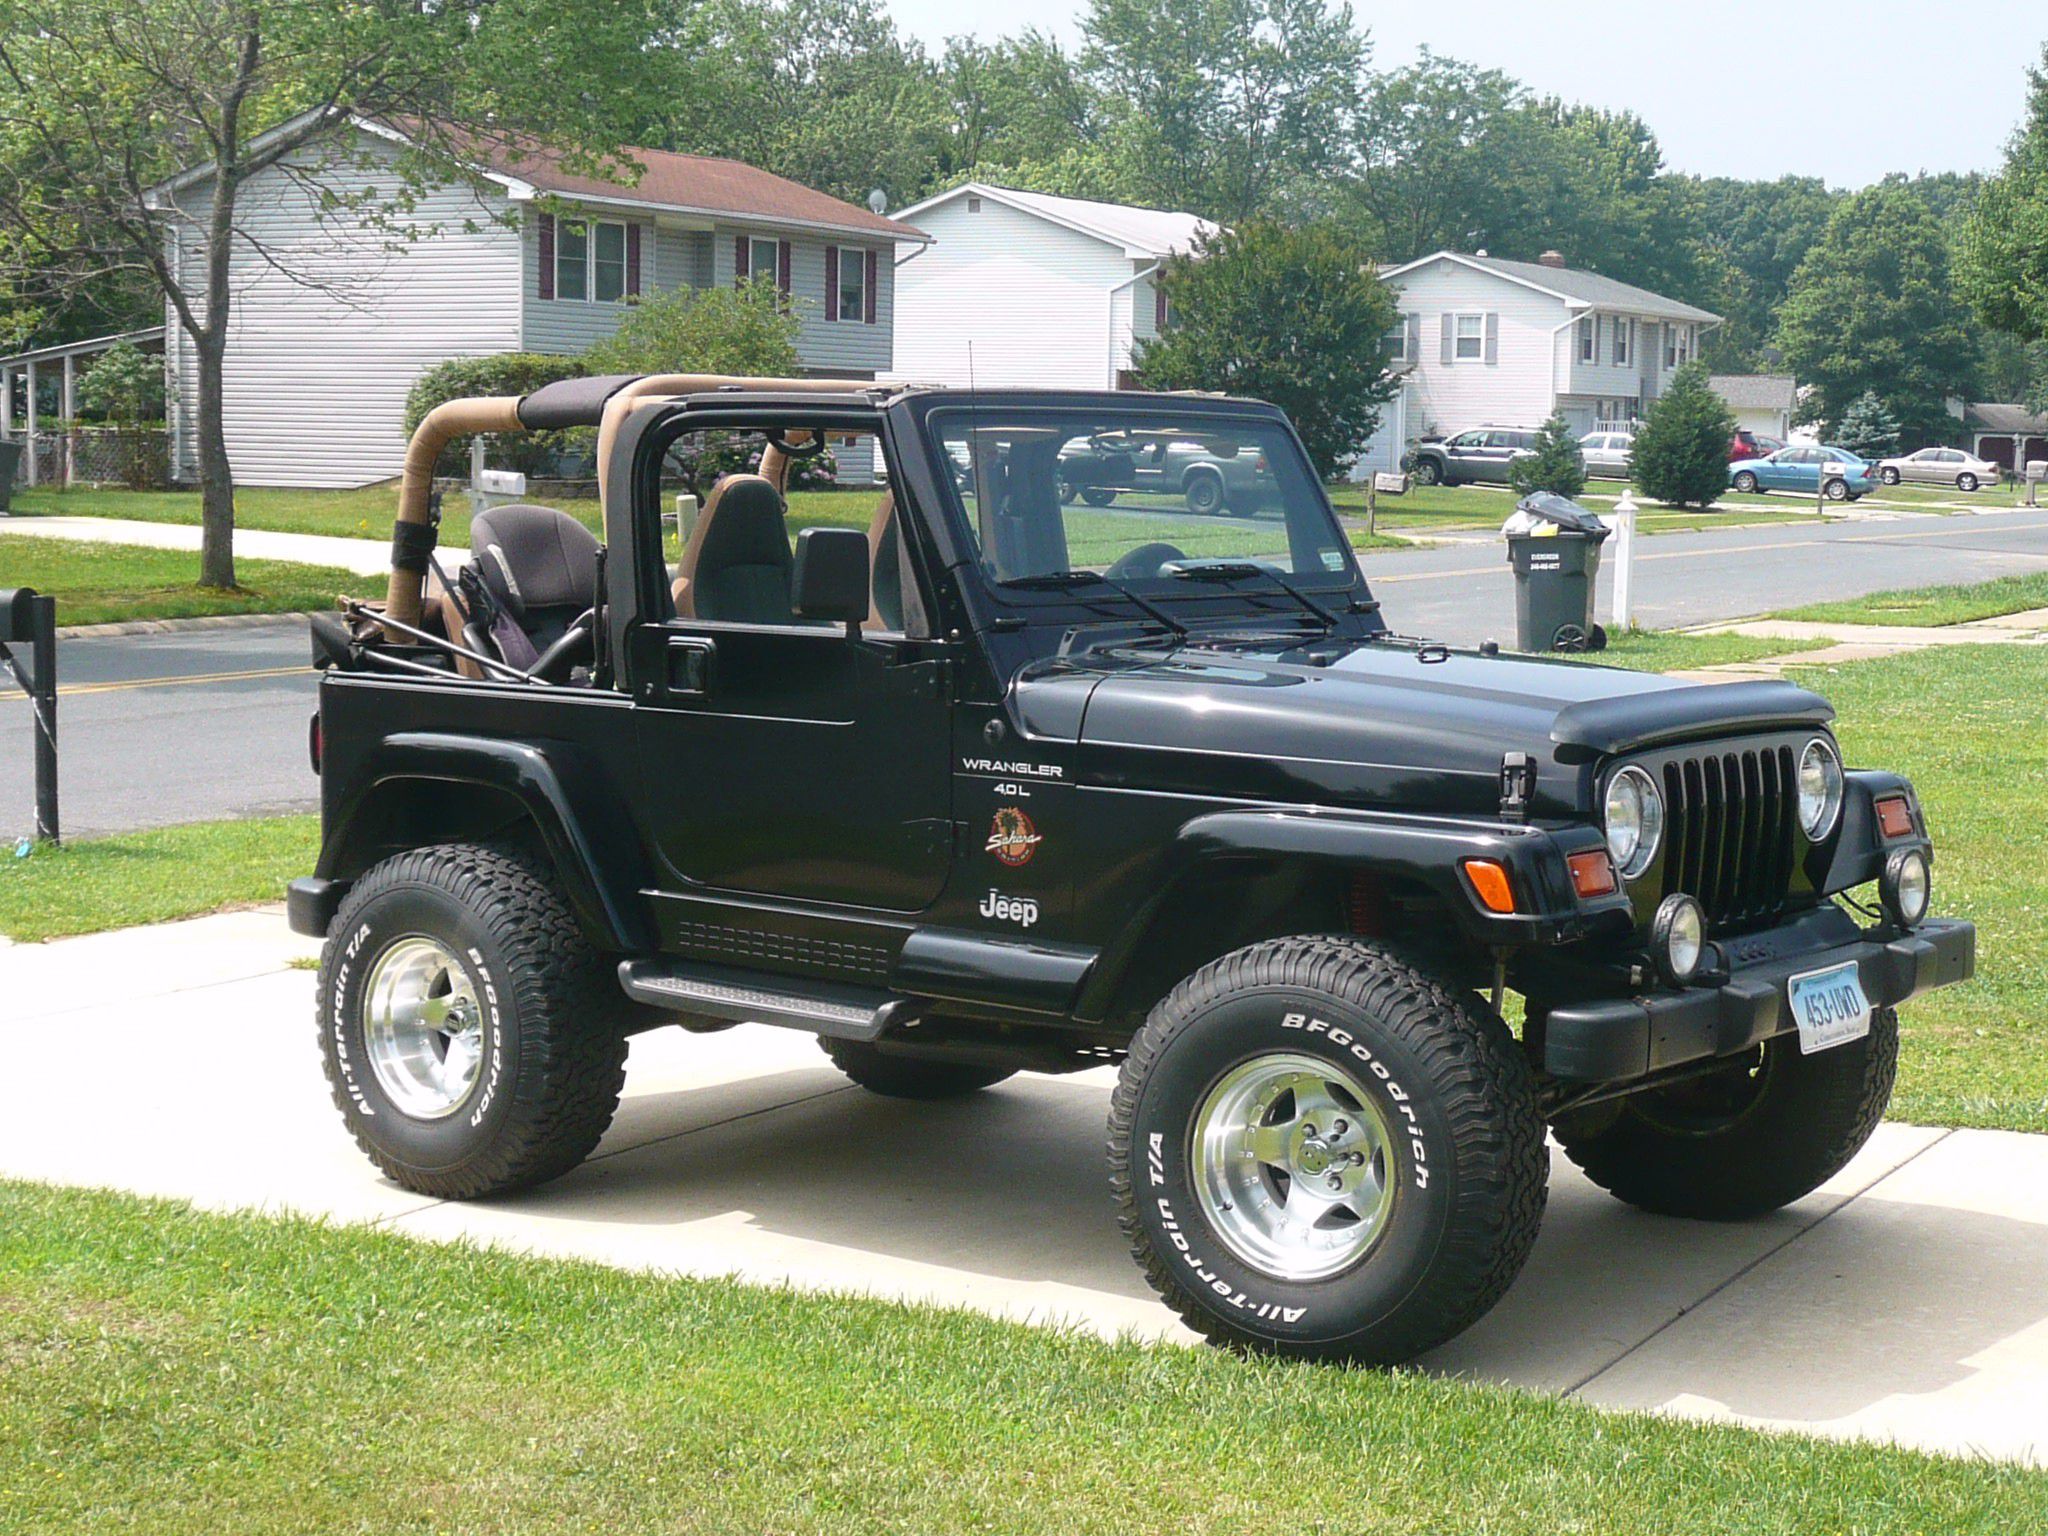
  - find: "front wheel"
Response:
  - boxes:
[1108,936,1547,1363]
[1554,1008,1897,1220]
[1880,466,1902,485]
[318,843,629,1199]
[1080,486,1118,507]
[1411,457,1443,487]
[1732,471,1760,495]
[1957,472,1980,492]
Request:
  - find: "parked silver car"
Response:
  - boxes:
[1874,446,1999,491]
[1577,430,1633,479]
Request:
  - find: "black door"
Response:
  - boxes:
[633,621,955,913]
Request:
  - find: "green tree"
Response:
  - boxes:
[0,0,652,588]
[1080,0,1367,222]
[1509,414,1587,500]
[1833,390,1902,460]
[937,32,1100,190]
[1630,363,1735,509]
[1777,183,1979,447]
[584,279,801,378]
[1958,48,2048,353]
[1692,175,1841,368]
[1133,221,1399,479]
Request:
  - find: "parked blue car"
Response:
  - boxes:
[1729,445,1873,501]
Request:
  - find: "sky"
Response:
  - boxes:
[882,0,2046,187]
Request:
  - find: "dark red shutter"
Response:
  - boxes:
[1155,282,1167,331]
[865,249,879,323]
[625,223,642,296]
[777,240,791,296]
[734,234,749,284]
[537,213,555,300]
[824,246,839,321]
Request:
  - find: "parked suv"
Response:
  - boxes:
[1407,427,1540,486]
[293,375,1973,1365]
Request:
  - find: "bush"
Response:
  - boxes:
[1631,363,1736,508]
[403,353,590,478]
[584,281,802,379]
[73,341,164,427]
[1510,413,1587,499]
[1834,390,1902,458]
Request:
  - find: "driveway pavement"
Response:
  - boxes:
[3,908,2043,1466]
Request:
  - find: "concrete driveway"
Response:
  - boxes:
[3,908,2044,1467]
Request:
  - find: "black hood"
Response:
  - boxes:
[1013,636,1832,817]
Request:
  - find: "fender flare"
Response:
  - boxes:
[318,731,652,953]
[1074,807,1623,1021]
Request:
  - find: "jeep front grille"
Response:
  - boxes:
[1659,745,1798,929]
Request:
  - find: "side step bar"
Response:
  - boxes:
[618,958,912,1042]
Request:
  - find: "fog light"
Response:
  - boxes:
[1651,894,1706,987]
[1881,848,1931,929]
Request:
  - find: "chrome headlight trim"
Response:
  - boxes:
[1797,736,1845,841]
[1604,765,1664,881]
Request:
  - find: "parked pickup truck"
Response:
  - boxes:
[292,374,1973,1364]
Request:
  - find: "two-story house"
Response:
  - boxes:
[889,182,1215,391]
[1359,250,1721,473]
[152,115,929,488]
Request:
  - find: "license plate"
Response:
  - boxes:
[1787,961,1872,1054]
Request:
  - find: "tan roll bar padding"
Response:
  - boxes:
[387,396,524,630]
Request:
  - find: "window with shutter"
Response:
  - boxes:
[1452,313,1484,362]
[537,213,555,300]
[836,246,866,325]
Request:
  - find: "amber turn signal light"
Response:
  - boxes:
[1874,794,1915,839]
[1567,849,1619,899]
[1462,858,1517,914]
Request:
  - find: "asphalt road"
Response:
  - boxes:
[3,504,2044,839]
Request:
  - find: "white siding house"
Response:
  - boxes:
[1709,374,1797,440]
[154,117,928,488]
[1356,251,1721,474]
[889,183,1215,390]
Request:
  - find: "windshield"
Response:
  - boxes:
[932,410,1356,592]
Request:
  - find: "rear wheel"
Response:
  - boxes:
[1554,1008,1897,1220]
[1183,471,1226,516]
[1732,470,1760,495]
[1825,477,1852,501]
[318,843,628,1199]
[820,1039,1015,1099]
[1109,936,1547,1363]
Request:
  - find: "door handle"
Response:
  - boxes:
[666,636,716,696]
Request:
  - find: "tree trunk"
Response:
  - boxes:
[193,334,235,590]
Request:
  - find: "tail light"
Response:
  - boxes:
[308,712,323,774]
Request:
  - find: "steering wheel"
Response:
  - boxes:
[1105,543,1187,582]
[765,429,828,460]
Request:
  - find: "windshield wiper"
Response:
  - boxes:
[1001,569,1189,640]
[1165,560,1341,635]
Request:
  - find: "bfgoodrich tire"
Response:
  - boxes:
[820,1039,1015,1099]
[1108,936,1547,1364]
[318,843,628,1199]
[1554,1008,1898,1221]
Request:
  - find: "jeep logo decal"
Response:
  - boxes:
[980,890,1040,927]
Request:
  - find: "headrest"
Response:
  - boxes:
[696,476,792,567]
[467,503,600,617]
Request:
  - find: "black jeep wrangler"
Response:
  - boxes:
[292,374,1973,1364]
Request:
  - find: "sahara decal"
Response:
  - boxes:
[986,806,1043,866]
[959,757,1065,781]
[979,890,1040,927]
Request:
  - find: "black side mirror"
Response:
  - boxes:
[792,527,871,632]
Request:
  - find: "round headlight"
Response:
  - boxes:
[1882,847,1931,929]
[1604,766,1664,880]
[1651,893,1706,986]
[1797,737,1845,840]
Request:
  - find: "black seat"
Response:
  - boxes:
[465,503,601,667]
[673,475,795,623]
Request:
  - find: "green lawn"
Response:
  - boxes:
[1327,482,1817,538]
[1,1181,2038,1536]
[0,534,369,626]
[1568,628,1815,673]
[0,816,317,943]
[1777,571,2048,628]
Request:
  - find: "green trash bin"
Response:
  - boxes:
[1503,492,1610,652]
[0,440,18,514]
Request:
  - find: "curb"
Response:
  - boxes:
[53,611,318,640]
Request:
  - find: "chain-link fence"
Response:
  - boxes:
[5,427,170,491]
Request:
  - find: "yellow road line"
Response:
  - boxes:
[0,664,311,701]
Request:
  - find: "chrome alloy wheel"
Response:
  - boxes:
[1191,1052,1399,1281]
[363,936,486,1120]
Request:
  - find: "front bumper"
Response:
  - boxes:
[1543,914,1975,1082]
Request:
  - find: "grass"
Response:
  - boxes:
[1776,571,2048,628]
[0,816,317,943]
[1327,482,1818,538]
[0,534,369,627]
[1,1180,2040,1536]
[1782,645,2048,1132]
[1565,628,1814,673]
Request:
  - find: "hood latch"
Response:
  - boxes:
[1499,752,1536,823]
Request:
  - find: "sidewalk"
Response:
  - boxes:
[0,513,463,577]
[1663,607,2048,683]
[3,907,2043,1466]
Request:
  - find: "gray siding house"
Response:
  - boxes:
[155,117,928,488]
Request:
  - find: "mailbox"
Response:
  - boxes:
[0,585,41,642]
[2026,460,2047,484]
